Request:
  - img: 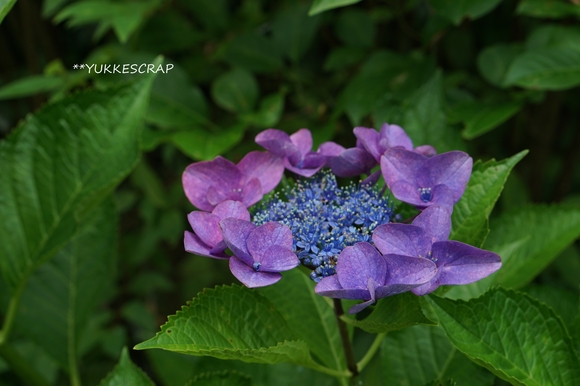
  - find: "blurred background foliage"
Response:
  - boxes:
[0,0,579,385]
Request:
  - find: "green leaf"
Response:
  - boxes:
[0,75,65,100]
[335,9,375,48]
[486,204,580,288]
[348,292,435,334]
[323,47,366,71]
[450,150,527,247]
[14,200,117,371]
[517,0,580,19]
[222,34,284,73]
[477,44,524,88]
[185,371,252,386]
[451,100,523,139]
[429,0,503,25]
[243,92,285,128]
[272,4,321,63]
[526,25,580,51]
[134,285,317,368]
[0,64,157,290]
[171,123,246,161]
[429,288,580,385]
[99,347,155,386]
[308,0,362,16]
[211,68,259,114]
[258,270,345,371]
[504,48,580,90]
[381,325,494,386]
[523,285,580,327]
[0,0,16,24]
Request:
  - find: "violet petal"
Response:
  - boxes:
[380,123,413,151]
[378,254,437,297]
[353,127,382,161]
[238,151,285,194]
[330,148,376,177]
[212,200,251,222]
[188,211,222,248]
[381,148,426,189]
[255,129,298,158]
[336,242,387,290]
[432,241,502,285]
[241,178,263,208]
[229,256,282,287]
[415,145,437,157]
[314,275,372,300]
[220,218,256,265]
[373,224,432,258]
[411,205,452,243]
[425,151,472,202]
[290,129,313,158]
[184,231,229,259]
[258,245,300,272]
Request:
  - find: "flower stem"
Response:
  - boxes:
[357,332,385,372]
[0,279,27,346]
[333,299,358,378]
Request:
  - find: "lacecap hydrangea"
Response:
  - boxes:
[182,124,501,314]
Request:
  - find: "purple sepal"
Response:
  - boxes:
[411,241,502,296]
[411,205,452,243]
[376,254,437,298]
[220,218,256,265]
[184,231,229,259]
[328,148,376,177]
[372,224,432,258]
[229,257,282,287]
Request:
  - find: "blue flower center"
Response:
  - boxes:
[418,187,433,202]
[253,262,261,272]
[252,171,394,282]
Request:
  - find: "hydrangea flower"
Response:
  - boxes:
[184,200,250,259]
[380,148,472,208]
[318,141,376,178]
[255,128,327,177]
[220,219,300,287]
[182,151,284,211]
[315,242,437,314]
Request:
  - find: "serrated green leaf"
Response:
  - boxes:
[430,0,502,25]
[348,292,435,334]
[171,123,245,161]
[0,75,64,100]
[457,100,523,139]
[382,325,494,386]
[450,151,527,247]
[308,0,362,16]
[272,4,320,63]
[429,288,580,386]
[504,48,580,90]
[14,200,117,371]
[477,44,525,88]
[0,0,16,24]
[0,66,157,290]
[211,68,259,114]
[523,285,579,327]
[135,285,317,369]
[258,270,344,371]
[517,0,580,19]
[99,347,155,386]
[185,370,252,386]
[486,204,580,288]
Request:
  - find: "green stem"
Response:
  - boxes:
[0,344,52,386]
[306,362,351,379]
[0,279,27,346]
[356,332,386,372]
[333,299,358,377]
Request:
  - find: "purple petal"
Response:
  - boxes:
[411,205,452,242]
[414,145,437,157]
[183,156,241,211]
[212,200,251,222]
[318,141,344,157]
[336,242,387,290]
[220,218,256,265]
[381,148,426,189]
[241,178,263,208]
[255,129,299,159]
[330,148,376,177]
[425,151,472,202]
[184,231,229,259]
[410,279,441,296]
[388,180,425,207]
[381,254,437,291]
[432,241,502,285]
[290,129,313,158]
[206,185,230,206]
[258,245,300,272]
[238,151,285,194]
[188,211,222,248]
[353,127,382,162]
[347,278,378,314]
[283,153,326,177]
[315,275,371,300]
[247,222,294,259]
[372,224,432,258]
[229,256,282,287]
[380,123,413,151]
[428,185,456,209]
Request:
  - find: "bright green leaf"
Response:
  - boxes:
[0,75,64,100]
[454,100,523,139]
[99,347,155,386]
[450,150,527,247]
[185,371,252,386]
[429,288,580,385]
[477,44,524,87]
[517,0,580,19]
[308,0,362,16]
[523,285,580,327]
[0,65,157,290]
[211,68,259,114]
[347,292,435,334]
[258,270,345,371]
[272,4,320,63]
[134,285,317,369]
[14,200,117,371]
[171,123,246,161]
[430,0,503,25]
[504,48,580,90]
[0,0,16,24]
[381,325,494,386]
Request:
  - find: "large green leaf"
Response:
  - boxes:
[429,288,580,385]
[211,68,259,114]
[134,285,318,369]
[171,123,246,161]
[448,100,523,139]
[347,292,435,334]
[258,270,345,371]
[14,200,117,372]
[381,325,494,386]
[0,0,16,24]
[430,0,503,25]
[99,347,154,386]
[308,0,362,16]
[477,44,524,88]
[0,75,65,100]
[526,25,580,51]
[0,65,157,290]
[450,151,527,247]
